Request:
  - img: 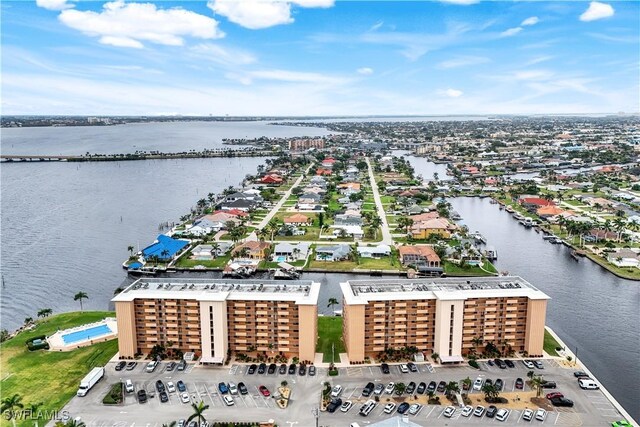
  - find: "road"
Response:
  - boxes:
[256,164,312,230]
[366,157,394,245]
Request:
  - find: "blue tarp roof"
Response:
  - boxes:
[128,262,143,269]
[142,235,188,260]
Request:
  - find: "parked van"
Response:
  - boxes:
[125,379,134,393]
[578,378,599,390]
[359,399,377,417]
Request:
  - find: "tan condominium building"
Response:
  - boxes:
[113,279,320,364]
[341,277,549,363]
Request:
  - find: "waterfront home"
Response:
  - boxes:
[259,174,283,184]
[536,206,573,219]
[606,249,640,267]
[191,243,232,259]
[189,212,240,234]
[273,242,310,261]
[220,199,259,212]
[232,241,271,260]
[589,229,618,241]
[398,245,441,267]
[331,225,364,239]
[584,197,615,210]
[357,244,391,258]
[409,212,440,222]
[409,218,456,239]
[283,213,313,226]
[225,191,263,203]
[315,244,351,261]
[518,196,555,209]
[142,235,189,261]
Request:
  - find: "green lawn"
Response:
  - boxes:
[308,259,358,270]
[0,312,118,426]
[316,317,345,363]
[543,330,560,357]
[379,195,395,204]
[358,256,402,270]
[443,260,495,277]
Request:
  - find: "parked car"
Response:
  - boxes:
[267,363,277,374]
[495,379,503,391]
[299,364,306,376]
[443,406,456,418]
[380,363,390,374]
[137,389,147,403]
[362,382,375,397]
[288,364,296,375]
[258,363,267,374]
[177,380,186,392]
[180,392,190,404]
[484,379,493,387]
[579,378,599,390]
[166,361,176,372]
[406,382,416,394]
[384,382,395,394]
[177,360,187,371]
[218,382,229,394]
[259,385,270,397]
[327,398,342,413]
[550,397,574,407]
[115,361,126,371]
[473,405,485,417]
[437,381,446,392]
[574,371,589,378]
[309,365,316,376]
[541,381,557,389]
[340,400,353,413]
[228,382,238,395]
[247,364,257,375]
[515,378,524,390]
[408,403,421,415]
[359,399,377,417]
[495,359,507,369]
[155,380,165,393]
[505,359,515,368]
[166,381,176,393]
[223,395,234,406]
[159,391,169,403]
[535,408,547,421]
[487,359,495,366]
[427,381,437,393]
[486,405,498,418]
[473,377,483,391]
[523,360,535,369]
[407,362,418,373]
[146,361,159,373]
[331,385,343,398]
[279,364,287,375]
[417,382,427,394]
[522,408,534,421]
[399,364,409,373]
[461,406,473,417]
[397,402,410,414]
[238,382,248,395]
[496,408,510,422]
[125,361,137,371]
[373,383,384,395]
[534,360,545,369]
[383,403,396,414]
[546,391,564,400]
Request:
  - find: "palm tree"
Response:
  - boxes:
[187,401,210,426]
[327,298,339,314]
[1,393,24,427]
[127,245,135,257]
[397,216,413,234]
[162,422,177,427]
[63,420,86,427]
[482,383,499,402]
[24,317,33,325]
[25,401,43,427]
[530,375,545,397]
[445,381,460,397]
[267,219,280,243]
[74,292,88,311]
[394,382,406,395]
[211,242,221,259]
[37,308,52,319]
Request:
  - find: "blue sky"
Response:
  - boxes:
[1,0,638,115]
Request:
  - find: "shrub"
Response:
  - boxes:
[25,335,49,351]
[468,359,479,369]
[102,382,123,405]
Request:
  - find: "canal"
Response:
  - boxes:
[450,197,639,420]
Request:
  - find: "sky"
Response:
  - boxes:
[1,0,639,116]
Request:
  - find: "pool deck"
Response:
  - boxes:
[47,317,118,351]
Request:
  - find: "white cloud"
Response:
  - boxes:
[357,67,374,75]
[207,0,334,30]
[436,55,490,69]
[189,44,257,66]
[438,0,479,5]
[249,69,347,84]
[580,2,614,22]
[524,55,554,66]
[36,0,74,10]
[521,16,539,26]
[369,21,384,31]
[500,27,523,37]
[440,88,463,97]
[58,0,224,49]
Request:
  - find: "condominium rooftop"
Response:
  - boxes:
[341,276,550,304]
[112,278,320,305]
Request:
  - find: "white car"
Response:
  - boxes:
[399,364,409,373]
[473,405,485,417]
[523,360,535,369]
[522,408,534,421]
[384,382,395,394]
[166,381,176,393]
[228,382,238,395]
[443,406,456,418]
[223,395,234,406]
[535,408,547,421]
[496,408,510,422]
[124,379,134,393]
[578,378,599,390]
[461,406,473,417]
[383,402,396,414]
[331,385,343,397]
[374,384,384,395]
[473,377,483,391]
[180,392,190,404]
[145,360,158,373]
[340,400,353,412]
[408,404,421,415]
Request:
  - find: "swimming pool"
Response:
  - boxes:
[275,256,287,262]
[62,324,113,344]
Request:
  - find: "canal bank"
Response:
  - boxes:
[449,196,640,421]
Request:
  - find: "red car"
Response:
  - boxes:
[546,392,564,400]
[259,385,271,397]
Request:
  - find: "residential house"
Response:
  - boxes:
[409,218,456,239]
[409,212,440,222]
[298,193,322,204]
[283,213,313,226]
[536,206,573,219]
[260,174,283,185]
[606,249,640,267]
[316,168,332,176]
[273,242,310,261]
[518,196,555,210]
[321,158,336,169]
[357,244,391,258]
[338,182,361,193]
[398,245,441,267]
[334,213,363,227]
[232,241,271,260]
[191,242,232,259]
[315,244,351,261]
[225,192,263,203]
[296,203,323,211]
[331,225,364,239]
[190,212,240,234]
[220,199,259,212]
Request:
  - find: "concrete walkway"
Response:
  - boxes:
[366,157,394,245]
[256,164,312,230]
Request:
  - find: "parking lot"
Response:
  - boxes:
[60,358,628,426]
